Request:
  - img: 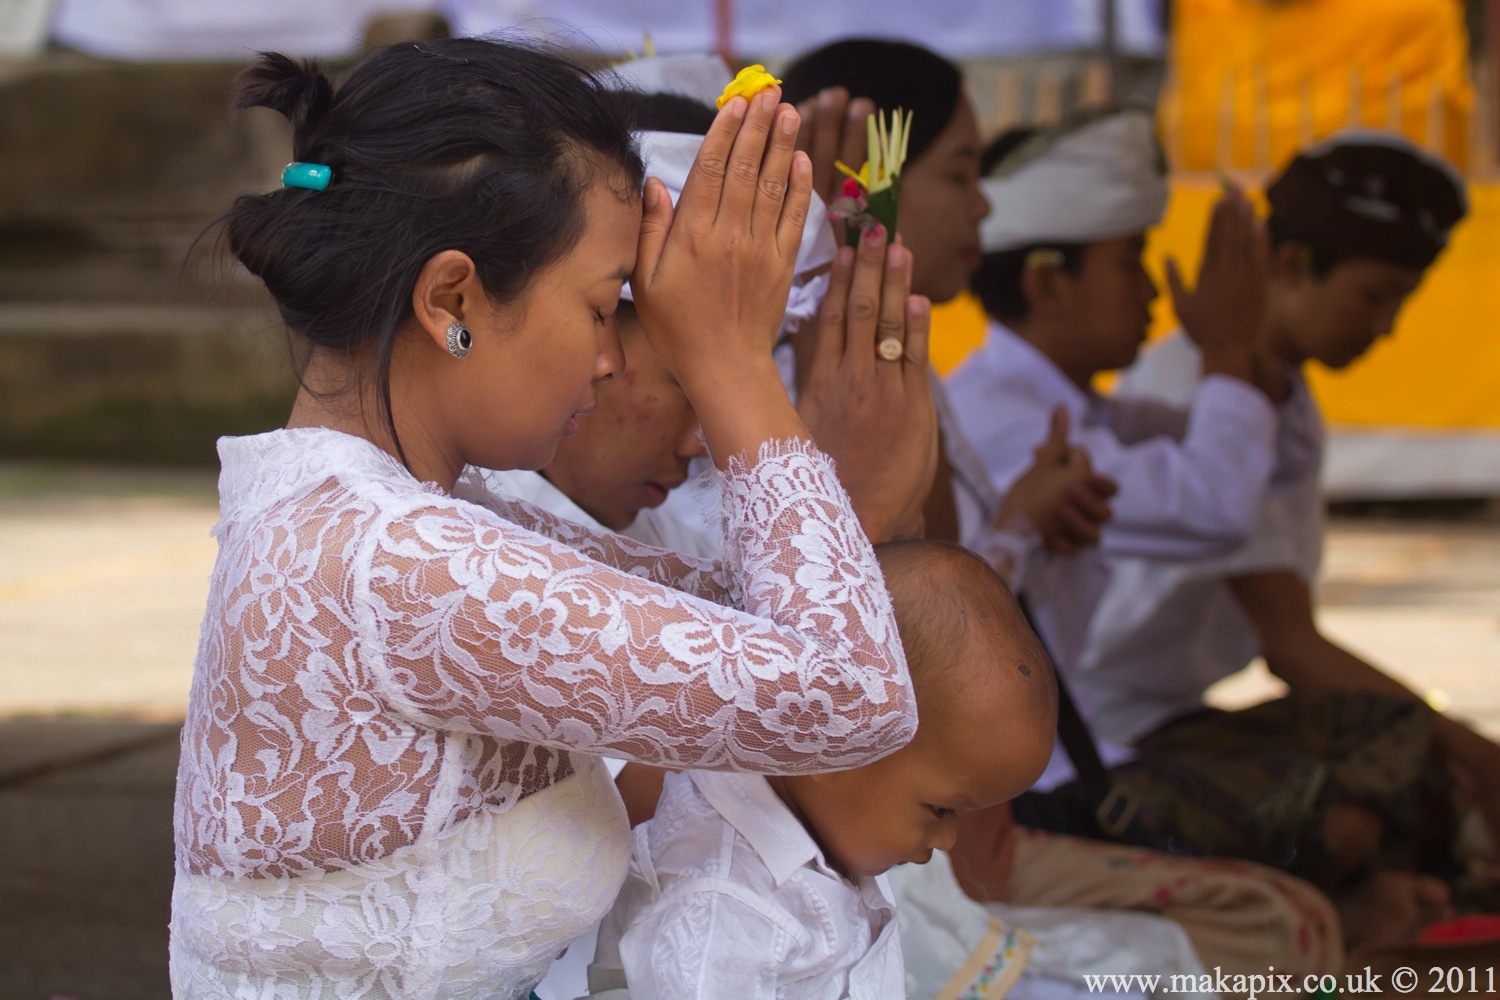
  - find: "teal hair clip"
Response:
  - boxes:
[282,162,332,191]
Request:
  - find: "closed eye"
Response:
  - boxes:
[929,805,956,820]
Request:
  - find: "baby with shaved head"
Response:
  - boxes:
[590,540,1057,998]
[767,540,1059,877]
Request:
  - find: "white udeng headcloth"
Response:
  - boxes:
[979,107,1169,253]
[622,130,837,333]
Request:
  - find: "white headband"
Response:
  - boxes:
[980,108,1168,252]
[623,130,836,333]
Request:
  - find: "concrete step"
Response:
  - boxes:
[0,302,294,463]
[0,54,290,218]
[0,214,266,306]
[1,53,292,305]
[0,54,299,462]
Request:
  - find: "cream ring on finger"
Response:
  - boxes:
[877,338,904,362]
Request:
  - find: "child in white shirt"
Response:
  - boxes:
[943,108,1283,689]
[589,540,1058,998]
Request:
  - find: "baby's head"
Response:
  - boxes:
[773,540,1057,878]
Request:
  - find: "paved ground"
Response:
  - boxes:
[0,462,1497,997]
[1205,508,1500,739]
[0,718,179,999]
[0,463,219,722]
[0,464,212,998]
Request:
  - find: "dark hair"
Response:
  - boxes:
[224,39,645,462]
[971,127,1085,323]
[628,91,717,136]
[978,126,1034,177]
[1265,139,1467,276]
[780,38,964,164]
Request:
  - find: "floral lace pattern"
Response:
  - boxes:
[171,428,914,997]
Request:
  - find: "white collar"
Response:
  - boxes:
[689,772,894,912]
[690,771,820,887]
[216,426,442,521]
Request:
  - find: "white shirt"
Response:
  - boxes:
[943,321,1281,676]
[942,321,1283,785]
[947,321,1282,563]
[1075,333,1325,744]
[891,851,1210,1000]
[934,376,1043,588]
[592,770,905,1000]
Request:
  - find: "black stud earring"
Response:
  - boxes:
[446,322,471,359]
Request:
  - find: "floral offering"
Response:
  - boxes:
[828,107,912,245]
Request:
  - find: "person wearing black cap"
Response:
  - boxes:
[1254,131,1467,374]
[1091,131,1482,938]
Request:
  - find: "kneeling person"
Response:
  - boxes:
[1098,134,1477,930]
[944,106,1283,682]
[589,540,1057,998]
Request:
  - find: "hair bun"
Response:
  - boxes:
[232,52,334,135]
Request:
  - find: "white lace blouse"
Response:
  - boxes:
[169,427,914,999]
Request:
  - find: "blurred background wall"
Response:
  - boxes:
[1,0,1495,496]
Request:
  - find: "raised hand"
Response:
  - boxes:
[794,230,938,542]
[630,87,815,465]
[995,407,1118,554]
[793,85,876,204]
[1165,185,1270,387]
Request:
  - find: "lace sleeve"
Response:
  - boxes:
[359,440,916,773]
[455,469,732,605]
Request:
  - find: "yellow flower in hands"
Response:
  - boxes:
[835,160,871,190]
[716,64,782,109]
[828,108,913,246]
[832,109,912,194]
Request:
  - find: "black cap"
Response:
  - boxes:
[1267,131,1468,271]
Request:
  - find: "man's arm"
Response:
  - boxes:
[1229,570,1415,699]
[1083,379,1277,559]
[1231,569,1500,836]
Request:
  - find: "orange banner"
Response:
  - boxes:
[1160,0,1474,174]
